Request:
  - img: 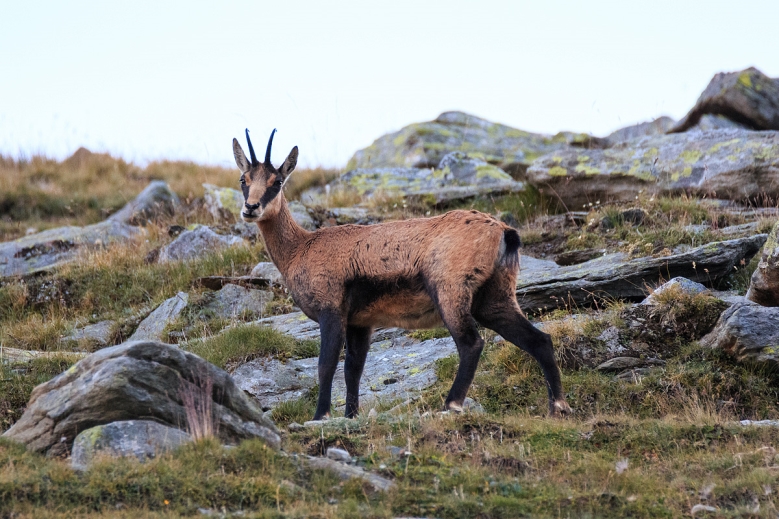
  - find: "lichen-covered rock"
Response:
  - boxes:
[201,284,273,320]
[526,129,779,206]
[669,67,779,133]
[640,277,708,306]
[71,420,191,471]
[250,262,283,285]
[746,220,779,306]
[0,220,143,278]
[288,201,316,231]
[346,111,570,174]
[607,117,676,143]
[2,341,280,456]
[158,225,243,263]
[516,235,766,311]
[61,320,116,348]
[129,292,188,341]
[232,336,456,410]
[701,301,779,369]
[108,181,180,225]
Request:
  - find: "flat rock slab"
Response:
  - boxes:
[526,129,779,206]
[60,320,116,348]
[253,312,322,341]
[0,347,87,365]
[201,284,273,320]
[129,292,188,342]
[2,340,280,456]
[0,220,142,278]
[516,235,766,311]
[71,420,191,471]
[303,455,395,492]
[158,225,244,263]
[746,220,779,306]
[701,301,779,369]
[232,336,456,410]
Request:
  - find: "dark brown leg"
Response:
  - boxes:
[313,310,345,420]
[344,325,372,418]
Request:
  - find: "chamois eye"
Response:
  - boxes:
[239,177,246,185]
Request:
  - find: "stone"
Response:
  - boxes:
[554,248,606,266]
[108,181,179,225]
[232,336,456,410]
[746,220,779,306]
[0,347,87,365]
[253,311,321,341]
[526,129,779,207]
[2,340,280,456]
[606,116,676,143]
[669,67,779,133]
[158,225,244,263]
[61,320,116,348]
[201,284,273,320]
[346,111,572,175]
[129,292,189,341]
[641,277,708,306]
[203,183,316,231]
[595,357,664,372]
[692,114,752,132]
[250,262,284,285]
[701,301,779,369]
[71,420,191,471]
[0,219,142,278]
[326,447,352,463]
[302,455,395,492]
[552,131,610,149]
[515,235,766,311]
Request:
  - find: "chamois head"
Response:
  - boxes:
[233,129,298,222]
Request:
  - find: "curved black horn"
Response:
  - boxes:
[245,129,259,166]
[265,128,276,164]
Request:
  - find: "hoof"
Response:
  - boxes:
[550,400,572,417]
[311,411,331,421]
[444,401,464,413]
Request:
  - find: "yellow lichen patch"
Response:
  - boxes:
[680,150,702,164]
[576,155,590,163]
[643,148,659,159]
[475,165,513,181]
[574,164,601,176]
[738,71,753,89]
[548,166,568,177]
[709,138,741,154]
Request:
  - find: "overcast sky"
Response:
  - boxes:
[1,1,777,169]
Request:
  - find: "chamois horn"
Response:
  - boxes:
[265,129,276,165]
[245,129,259,166]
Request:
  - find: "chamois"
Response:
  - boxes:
[234,129,571,420]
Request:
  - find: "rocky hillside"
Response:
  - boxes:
[1,67,779,518]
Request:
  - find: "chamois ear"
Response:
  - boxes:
[279,146,298,182]
[233,138,251,173]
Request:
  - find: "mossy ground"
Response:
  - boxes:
[1,153,778,517]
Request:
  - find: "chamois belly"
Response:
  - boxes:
[348,289,443,330]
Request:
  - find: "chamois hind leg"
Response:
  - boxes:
[344,325,372,419]
[314,310,346,420]
[434,290,485,412]
[472,273,571,417]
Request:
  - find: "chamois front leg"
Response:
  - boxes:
[313,310,346,420]
[344,326,372,419]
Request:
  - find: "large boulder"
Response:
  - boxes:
[516,235,766,311]
[158,225,243,263]
[336,151,525,205]
[108,181,180,225]
[669,67,779,133]
[71,420,191,471]
[346,111,571,175]
[201,284,273,320]
[607,117,676,143]
[2,341,280,456]
[747,220,779,306]
[0,220,142,279]
[701,301,779,369]
[526,129,779,206]
[250,262,284,285]
[129,292,189,341]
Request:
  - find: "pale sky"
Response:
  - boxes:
[1,1,777,169]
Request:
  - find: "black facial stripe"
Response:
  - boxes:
[259,182,281,208]
[241,183,250,200]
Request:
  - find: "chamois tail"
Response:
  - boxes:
[500,228,521,271]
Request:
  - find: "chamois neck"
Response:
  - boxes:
[256,195,309,276]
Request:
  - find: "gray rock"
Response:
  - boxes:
[719,222,761,237]
[253,311,321,341]
[347,111,572,174]
[596,357,664,372]
[326,447,352,463]
[669,67,779,133]
[516,235,766,311]
[129,292,188,341]
[109,181,179,225]
[61,320,116,348]
[462,397,485,414]
[554,248,606,266]
[2,340,280,456]
[692,114,752,132]
[746,220,779,306]
[158,225,244,263]
[526,129,779,207]
[607,116,677,143]
[288,201,316,231]
[250,262,284,285]
[303,455,395,492]
[202,284,273,320]
[0,347,87,365]
[597,326,624,354]
[701,301,779,369]
[641,277,708,306]
[71,420,191,471]
[0,219,142,278]
[232,336,456,410]
[740,420,779,427]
